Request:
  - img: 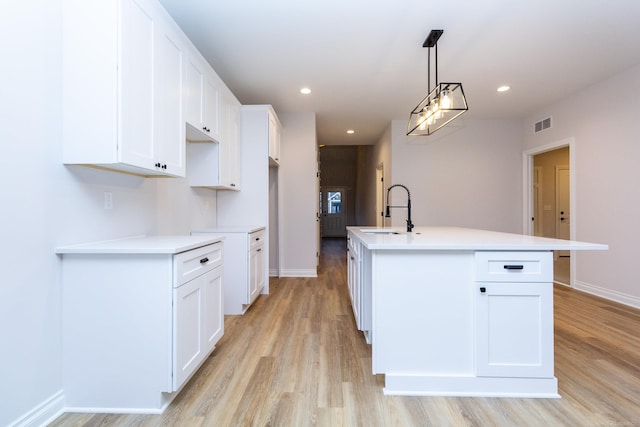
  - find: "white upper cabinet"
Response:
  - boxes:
[218,91,241,189]
[188,87,241,190]
[268,110,281,166]
[63,0,186,177]
[184,53,221,143]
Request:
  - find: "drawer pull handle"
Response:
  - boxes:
[504,265,524,270]
[480,287,486,293]
[200,257,209,264]
[255,237,260,241]
[257,248,262,252]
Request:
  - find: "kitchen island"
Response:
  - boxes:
[346,226,607,398]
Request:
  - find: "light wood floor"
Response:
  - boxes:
[51,238,640,426]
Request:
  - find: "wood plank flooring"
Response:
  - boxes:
[50,238,640,426]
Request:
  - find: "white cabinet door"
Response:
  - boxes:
[249,244,265,303]
[351,254,361,328]
[184,55,219,142]
[220,98,240,189]
[173,274,203,391]
[475,282,554,378]
[154,18,186,176]
[203,266,224,352]
[184,55,205,133]
[203,75,220,140]
[214,92,240,189]
[347,237,361,328]
[173,258,224,391]
[118,0,155,170]
[268,111,281,165]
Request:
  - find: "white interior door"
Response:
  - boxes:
[321,187,346,237]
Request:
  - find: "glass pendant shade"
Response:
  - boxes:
[407,82,468,136]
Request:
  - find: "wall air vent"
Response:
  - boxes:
[534,117,552,133]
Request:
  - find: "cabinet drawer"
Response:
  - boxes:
[249,229,265,250]
[174,242,223,287]
[475,251,552,282]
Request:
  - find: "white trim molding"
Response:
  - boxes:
[574,280,640,310]
[279,269,318,278]
[9,390,64,427]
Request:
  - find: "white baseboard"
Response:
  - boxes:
[574,280,640,309]
[10,388,176,426]
[279,269,317,278]
[62,406,165,415]
[9,390,64,427]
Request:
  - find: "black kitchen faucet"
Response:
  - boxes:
[385,184,414,233]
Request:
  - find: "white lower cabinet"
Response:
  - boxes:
[249,238,266,304]
[475,251,554,378]
[173,265,223,389]
[346,231,372,343]
[57,238,224,413]
[347,236,361,328]
[193,228,265,315]
[475,281,553,378]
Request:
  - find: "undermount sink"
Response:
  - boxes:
[360,229,402,235]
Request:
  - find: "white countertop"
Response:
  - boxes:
[192,226,265,234]
[55,235,224,254]
[348,226,608,251]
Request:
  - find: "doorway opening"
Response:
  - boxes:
[523,139,575,286]
[320,186,347,237]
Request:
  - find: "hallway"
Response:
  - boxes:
[51,238,640,426]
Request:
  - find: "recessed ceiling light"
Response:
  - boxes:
[300,87,311,95]
[347,129,355,134]
[497,85,511,92]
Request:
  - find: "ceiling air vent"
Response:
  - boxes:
[534,117,552,133]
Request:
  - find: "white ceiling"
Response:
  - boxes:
[158,0,640,145]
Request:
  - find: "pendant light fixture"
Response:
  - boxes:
[407,29,468,136]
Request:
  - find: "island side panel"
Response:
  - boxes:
[371,250,475,375]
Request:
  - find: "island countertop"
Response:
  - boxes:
[347,226,608,251]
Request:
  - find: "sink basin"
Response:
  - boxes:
[360,229,402,235]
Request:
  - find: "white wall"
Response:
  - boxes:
[278,113,319,277]
[354,145,376,226]
[1,3,65,424]
[358,125,393,227]
[389,119,524,233]
[1,2,216,424]
[524,64,640,307]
